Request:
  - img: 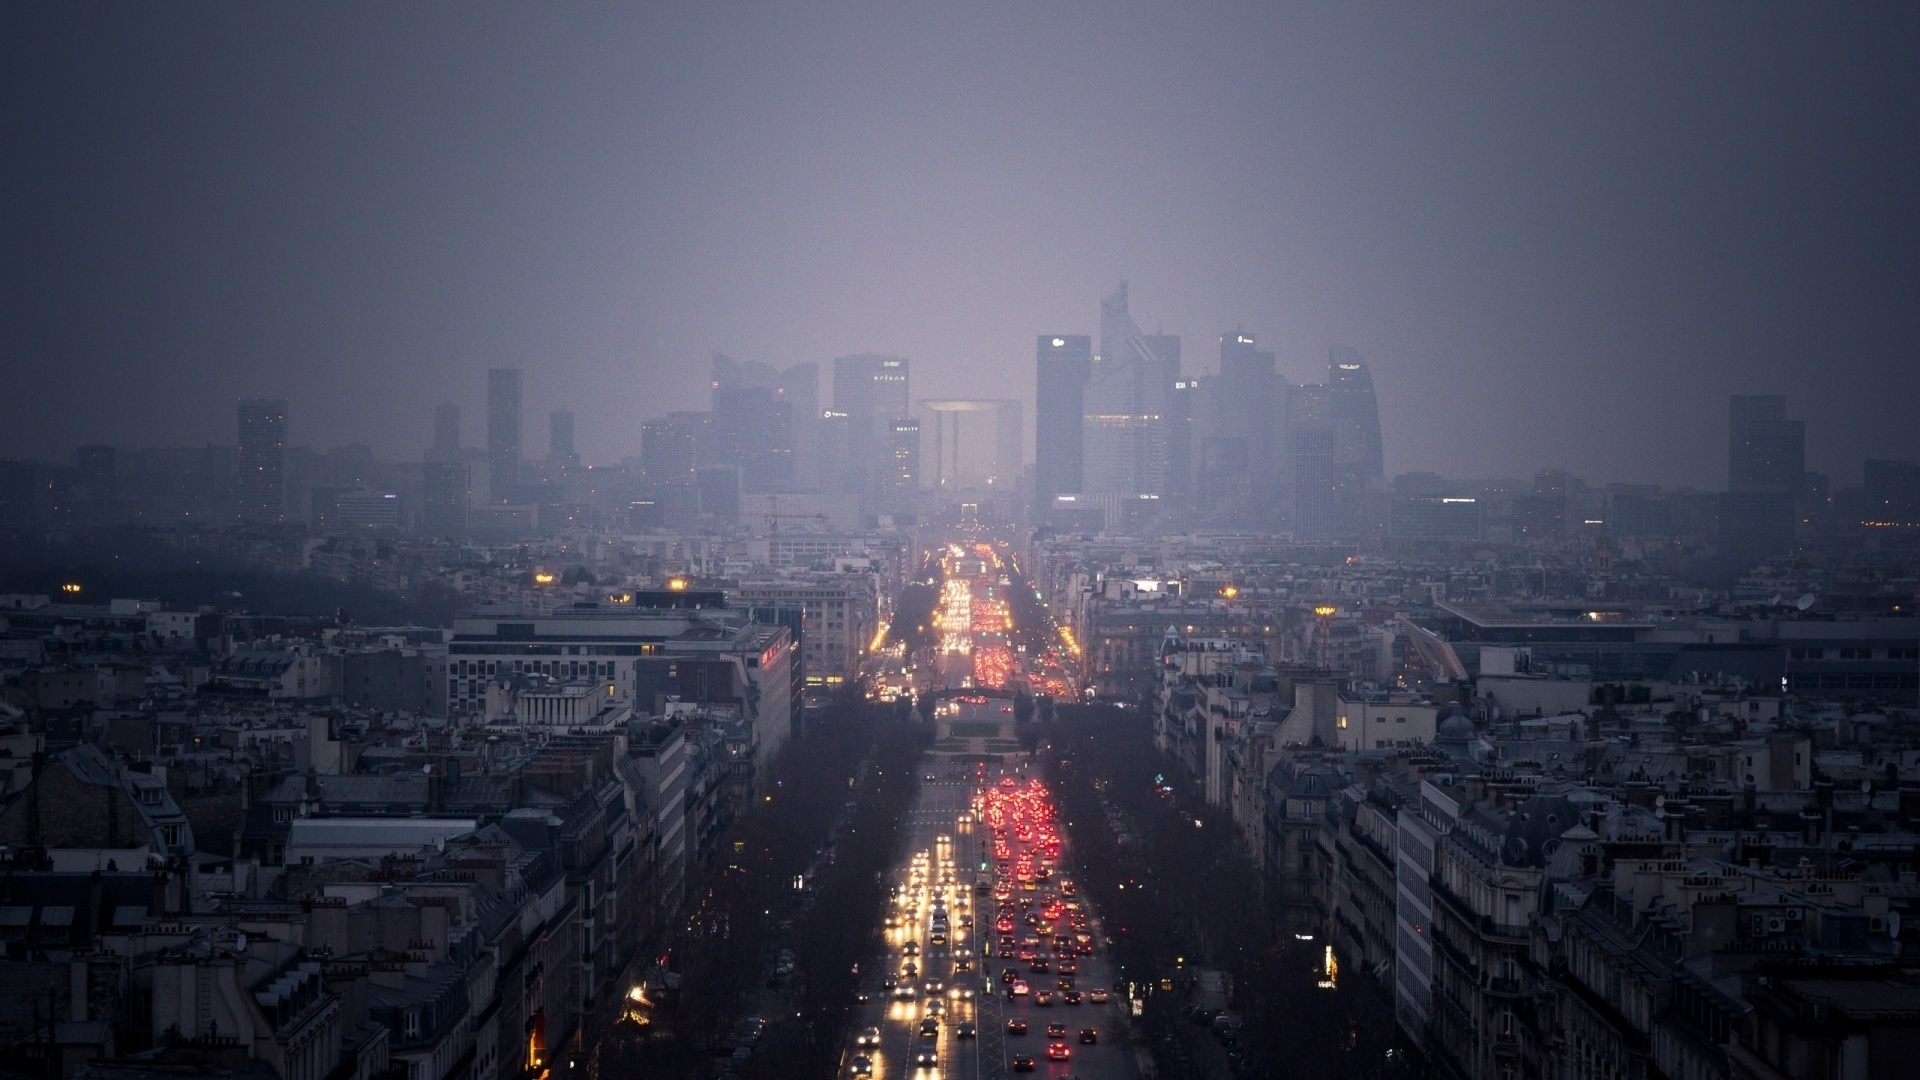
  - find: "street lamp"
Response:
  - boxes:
[1312,604,1338,667]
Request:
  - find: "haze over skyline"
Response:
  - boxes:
[4,3,1917,488]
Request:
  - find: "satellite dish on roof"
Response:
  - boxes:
[1796,593,1816,611]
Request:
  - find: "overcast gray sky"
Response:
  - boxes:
[3,3,1916,488]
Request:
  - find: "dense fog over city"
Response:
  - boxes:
[5,8,1920,1080]
[4,3,1918,486]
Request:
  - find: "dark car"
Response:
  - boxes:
[1006,1017,1028,1035]
[1011,1056,1036,1072]
[1046,1023,1068,1039]
[1078,1028,1099,1044]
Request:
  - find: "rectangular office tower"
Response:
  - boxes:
[428,401,461,462]
[486,368,522,504]
[887,417,922,496]
[549,409,578,468]
[832,354,910,503]
[1728,394,1804,492]
[422,462,470,537]
[1213,331,1277,501]
[235,398,287,523]
[1723,394,1804,559]
[1036,335,1091,502]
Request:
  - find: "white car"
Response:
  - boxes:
[857,1026,881,1047]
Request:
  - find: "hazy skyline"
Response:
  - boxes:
[4,3,1917,488]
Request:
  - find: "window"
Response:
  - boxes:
[158,824,182,848]
[273,807,293,824]
[403,1009,422,1038]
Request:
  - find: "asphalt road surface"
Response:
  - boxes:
[841,710,1140,1080]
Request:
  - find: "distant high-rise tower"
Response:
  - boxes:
[486,368,522,503]
[422,462,470,537]
[1084,282,1179,497]
[430,402,461,462]
[712,354,796,492]
[641,416,698,484]
[1326,346,1385,483]
[779,361,822,490]
[549,409,579,468]
[235,398,288,523]
[1723,394,1803,559]
[833,355,911,504]
[1728,394,1803,492]
[1215,330,1277,501]
[1286,384,1336,537]
[639,413,701,514]
[1035,335,1091,503]
[832,355,911,419]
[888,417,922,497]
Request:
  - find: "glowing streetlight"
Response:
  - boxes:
[667,578,688,591]
[533,572,556,586]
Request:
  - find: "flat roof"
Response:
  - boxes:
[1437,601,1652,629]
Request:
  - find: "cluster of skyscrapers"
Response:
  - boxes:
[632,353,921,524]
[33,282,1920,553]
[1036,281,1384,534]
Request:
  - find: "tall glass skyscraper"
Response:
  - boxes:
[1035,334,1091,502]
[1217,331,1277,499]
[1286,384,1336,536]
[832,354,910,504]
[1084,282,1179,497]
[486,367,522,504]
[1326,346,1385,484]
[429,401,461,462]
[549,409,578,468]
[1728,394,1803,492]
[235,398,287,523]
